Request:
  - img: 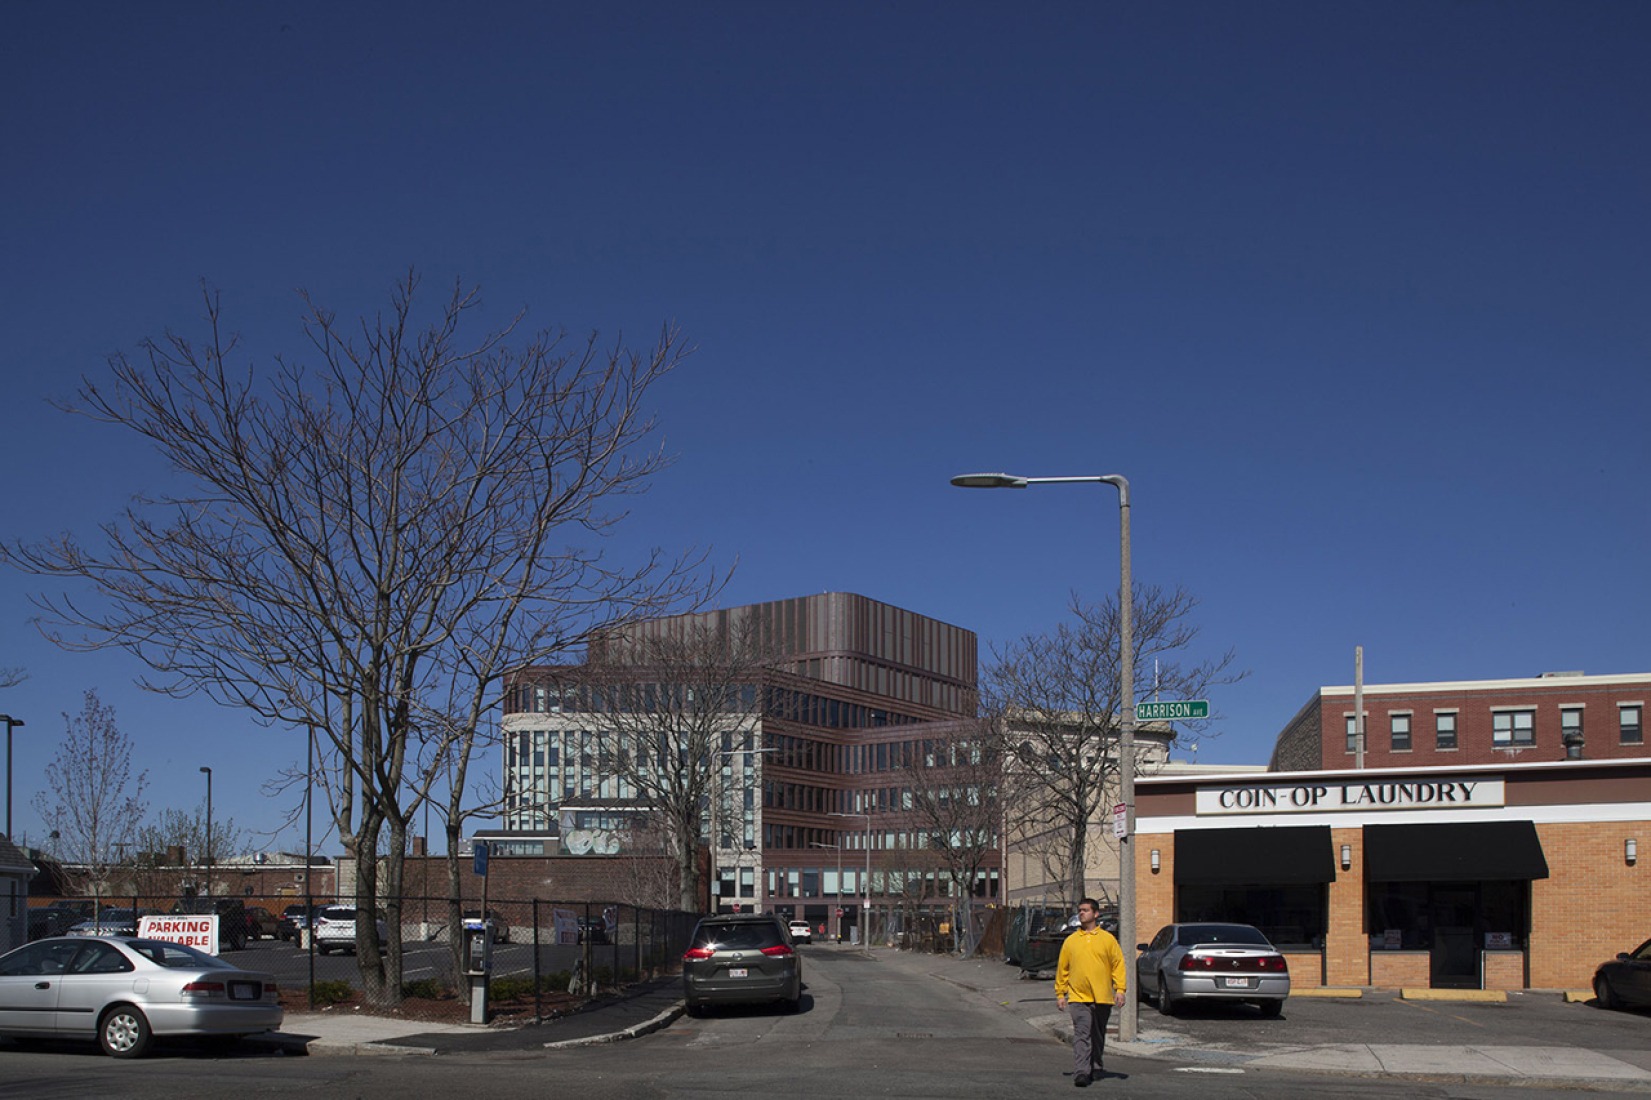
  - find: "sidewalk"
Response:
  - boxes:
[251,946,1651,1089]
[880,946,1651,1090]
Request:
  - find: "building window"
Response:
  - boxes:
[1344,714,1359,753]
[1560,707,1583,745]
[1492,710,1535,747]
[1435,712,1457,750]
[1622,705,1644,745]
[1390,713,1411,752]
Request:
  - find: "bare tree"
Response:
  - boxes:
[4,272,710,1003]
[610,820,683,910]
[986,587,1243,905]
[567,613,773,912]
[900,718,1002,955]
[135,805,245,868]
[0,667,25,690]
[32,690,149,902]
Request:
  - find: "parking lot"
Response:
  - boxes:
[229,934,647,993]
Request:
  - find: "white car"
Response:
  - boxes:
[788,920,813,945]
[0,936,282,1057]
[313,905,389,955]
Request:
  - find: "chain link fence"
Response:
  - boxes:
[27,894,698,1022]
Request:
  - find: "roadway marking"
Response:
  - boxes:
[1175,1067,1245,1074]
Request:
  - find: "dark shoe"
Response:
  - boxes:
[1074,1075,1091,1088]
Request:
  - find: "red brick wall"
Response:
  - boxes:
[1318,679,1649,770]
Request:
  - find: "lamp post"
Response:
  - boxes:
[951,470,1138,1041]
[0,714,23,839]
[829,811,872,953]
[199,766,213,898]
[811,841,844,941]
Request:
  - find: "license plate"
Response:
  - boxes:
[728,968,748,978]
[229,982,260,1001]
[1219,977,1255,989]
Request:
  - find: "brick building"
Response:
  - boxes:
[1271,670,1648,771]
[1133,757,1647,992]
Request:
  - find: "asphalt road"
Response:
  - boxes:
[3,946,1648,1099]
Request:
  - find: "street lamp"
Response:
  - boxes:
[829,811,872,953]
[0,714,23,839]
[199,766,213,898]
[951,470,1139,1041]
[811,841,844,942]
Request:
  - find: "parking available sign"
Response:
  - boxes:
[138,914,220,954]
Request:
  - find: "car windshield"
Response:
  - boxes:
[128,938,231,968]
[1176,924,1271,947]
[694,922,783,951]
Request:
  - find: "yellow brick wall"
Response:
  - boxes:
[1370,951,1430,987]
[1530,821,1645,988]
[1483,951,1524,990]
[1325,826,1367,986]
[1136,836,1174,945]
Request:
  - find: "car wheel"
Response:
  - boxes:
[1595,975,1620,1011]
[99,1005,153,1058]
[1156,971,1178,1016]
[1258,999,1283,1018]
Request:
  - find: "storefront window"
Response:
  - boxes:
[1174,884,1325,950]
[1366,881,1528,950]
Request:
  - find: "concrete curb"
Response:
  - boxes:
[1399,988,1506,1002]
[1290,987,1363,998]
[542,1002,685,1049]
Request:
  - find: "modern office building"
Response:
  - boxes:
[501,593,999,935]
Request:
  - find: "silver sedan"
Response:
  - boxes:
[0,936,283,1057]
[1135,922,1290,1017]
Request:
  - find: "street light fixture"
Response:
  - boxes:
[950,470,1139,1042]
[199,766,213,898]
[829,811,872,953]
[0,714,23,839]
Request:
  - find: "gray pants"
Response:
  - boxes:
[1068,1001,1112,1076]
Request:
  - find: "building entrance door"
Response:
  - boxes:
[1429,886,1480,988]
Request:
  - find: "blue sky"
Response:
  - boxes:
[3,2,1647,854]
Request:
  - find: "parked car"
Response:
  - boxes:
[27,908,81,941]
[0,935,283,1057]
[276,903,325,942]
[577,917,610,945]
[313,905,388,955]
[463,909,511,944]
[682,912,801,1015]
[788,920,813,945]
[1593,936,1651,1010]
[1135,922,1290,1017]
[67,908,146,939]
[243,906,277,941]
[169,898,251,951]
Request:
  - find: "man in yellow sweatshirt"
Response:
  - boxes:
[1054,898,1127,1086]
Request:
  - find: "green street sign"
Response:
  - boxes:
[1136,699,1209,722]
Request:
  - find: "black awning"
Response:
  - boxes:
[1363,820,1549,882]
[1174,825,1336,886]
